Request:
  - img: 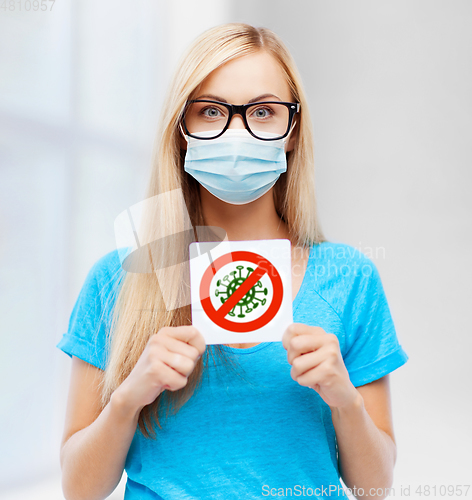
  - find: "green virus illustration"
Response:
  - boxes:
[215,264,269,318]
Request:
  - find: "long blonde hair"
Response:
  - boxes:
[99,23,326,439]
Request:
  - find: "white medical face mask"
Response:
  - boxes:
[182,128,291,205]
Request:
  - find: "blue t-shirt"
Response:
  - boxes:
[56,241,408,499]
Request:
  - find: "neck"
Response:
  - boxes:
[200,186,293,243]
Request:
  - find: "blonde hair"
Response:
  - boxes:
[99,23,327,439]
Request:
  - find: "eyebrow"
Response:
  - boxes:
[195,93,282,104]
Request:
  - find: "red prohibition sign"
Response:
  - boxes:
[200,251,284,332]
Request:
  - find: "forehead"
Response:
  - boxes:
[195,50,292,104]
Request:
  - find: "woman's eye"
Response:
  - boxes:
[202,107,223,118]
[251,107,272,119]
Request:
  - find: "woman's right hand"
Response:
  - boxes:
[113,326,206,413]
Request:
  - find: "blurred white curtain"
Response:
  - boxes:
[0,0,230,498]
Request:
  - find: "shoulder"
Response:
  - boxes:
[88,248,126,284]
[313,240,374,263]
[82,248,127,306]
[58,249,126,370]
[311,240,379,283]
[305,241,387,331]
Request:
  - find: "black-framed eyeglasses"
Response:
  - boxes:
[181,99,300,141]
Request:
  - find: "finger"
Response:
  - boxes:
[295,370,319,390]
[282,323,308,349]
[296,364,330,390]
[295,358,337,390]
[160,334,201,361]
[188,331,207,357]
[286,333,327,365]
[170,326,206,356]
[282,323,327,350]
[157,362,189,391]
[158,349,196,378]
[290,349,325,378]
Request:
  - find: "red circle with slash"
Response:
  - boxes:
[200,251,284,332]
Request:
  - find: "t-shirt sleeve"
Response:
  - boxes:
[56,252,122,371]
[342,256,408,387]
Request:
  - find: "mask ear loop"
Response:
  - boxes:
[179,122,190,144]
[283,118,298,152]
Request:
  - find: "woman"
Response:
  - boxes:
[57,23,408,499]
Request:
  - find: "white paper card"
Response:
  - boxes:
[189,239,293,344]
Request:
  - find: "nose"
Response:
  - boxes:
[227,112,245,130]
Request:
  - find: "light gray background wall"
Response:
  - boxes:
[0,1,470,498]
[231,0,472,494]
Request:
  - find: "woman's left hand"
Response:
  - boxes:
[282,323,359,410]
